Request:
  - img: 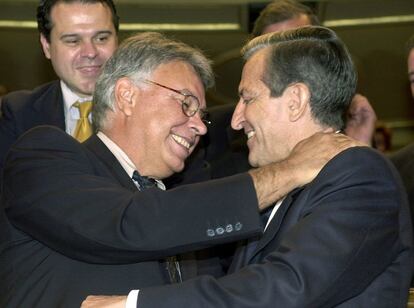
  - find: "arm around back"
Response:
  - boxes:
[2,125,262,263]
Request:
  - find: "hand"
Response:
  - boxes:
[287,132,364,188]
[344,94,377,145]
[81,295,127,308]
[250,132,364,210]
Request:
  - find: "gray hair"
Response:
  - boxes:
[93,32,214,130]
[242,26,357,130]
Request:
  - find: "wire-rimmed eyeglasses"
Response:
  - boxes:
[143,79,210,124]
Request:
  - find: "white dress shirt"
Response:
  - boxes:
[60,81,92,136]
[96,132,165,190]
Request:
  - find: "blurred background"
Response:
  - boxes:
[0,0,413,150]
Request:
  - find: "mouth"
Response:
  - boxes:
[77,65,102,76]
[171,134,193,151]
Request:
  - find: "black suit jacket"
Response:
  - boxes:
[0,126,262,307]
[0,81,65,189]
[390,143,414,235]
[138,147,413,307]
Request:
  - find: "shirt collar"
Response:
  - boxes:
[96,131,165,190]
[60,80,93,113]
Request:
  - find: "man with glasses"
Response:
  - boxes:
[0,32,357,308]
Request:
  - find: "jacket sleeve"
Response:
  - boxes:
[137,147,410,308]
[2,126,262,263]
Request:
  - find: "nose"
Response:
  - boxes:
[231,100,246,131]
[80,41,98,59]
[189,113,208,136]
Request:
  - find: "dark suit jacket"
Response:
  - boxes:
[390,143,414,234]
[138,147,413,308]
[0,126,262,308]
[0,81,65,189]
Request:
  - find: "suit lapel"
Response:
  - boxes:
[238,187,304,267]
[32,81,66,130]
[83,135,137,191]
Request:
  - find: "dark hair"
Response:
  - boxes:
[37,0,119,42]
[242,26,357,130]
[251,0,319,38]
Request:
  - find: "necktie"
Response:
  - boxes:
[132,170,182,283]
[132,171,156,190]
[73,101,93,142]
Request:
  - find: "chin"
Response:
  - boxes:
[170,160,186,174]
[248,155,259,168]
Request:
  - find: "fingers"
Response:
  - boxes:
[81,295,127,308]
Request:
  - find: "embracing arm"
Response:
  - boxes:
[3,126,261,263]
[133,148,405,307]
[3,127,360,265]
[251,132,362,210]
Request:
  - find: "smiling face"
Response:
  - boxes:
[40,2,117,97]
[117,61,208,179]
[231,50,294,168]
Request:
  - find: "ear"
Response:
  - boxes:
[40,34,51,59]
[114,78,137,117]
[286,83,310,122]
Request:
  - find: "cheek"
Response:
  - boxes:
[99,43,117,59]
[52,47,75,66]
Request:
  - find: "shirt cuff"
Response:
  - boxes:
[126,290,139,308]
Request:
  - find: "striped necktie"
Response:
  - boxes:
[132,170,182,283]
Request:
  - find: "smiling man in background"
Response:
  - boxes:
[0,0,119,188]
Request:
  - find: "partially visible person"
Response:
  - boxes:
[345,93,377,145]
[83,26,412,308]
[0,31,355,308]
[251,0,319,36]
[0,84,8,98]
[0,84,8,116]
[372,121,393,153]
[409,34,414,97]
[0,0,119,188]
[390,34,414,257]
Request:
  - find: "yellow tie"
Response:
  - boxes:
[73,101,93,142]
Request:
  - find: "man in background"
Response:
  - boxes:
[390,34,414,251]
[0,0,119,188]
